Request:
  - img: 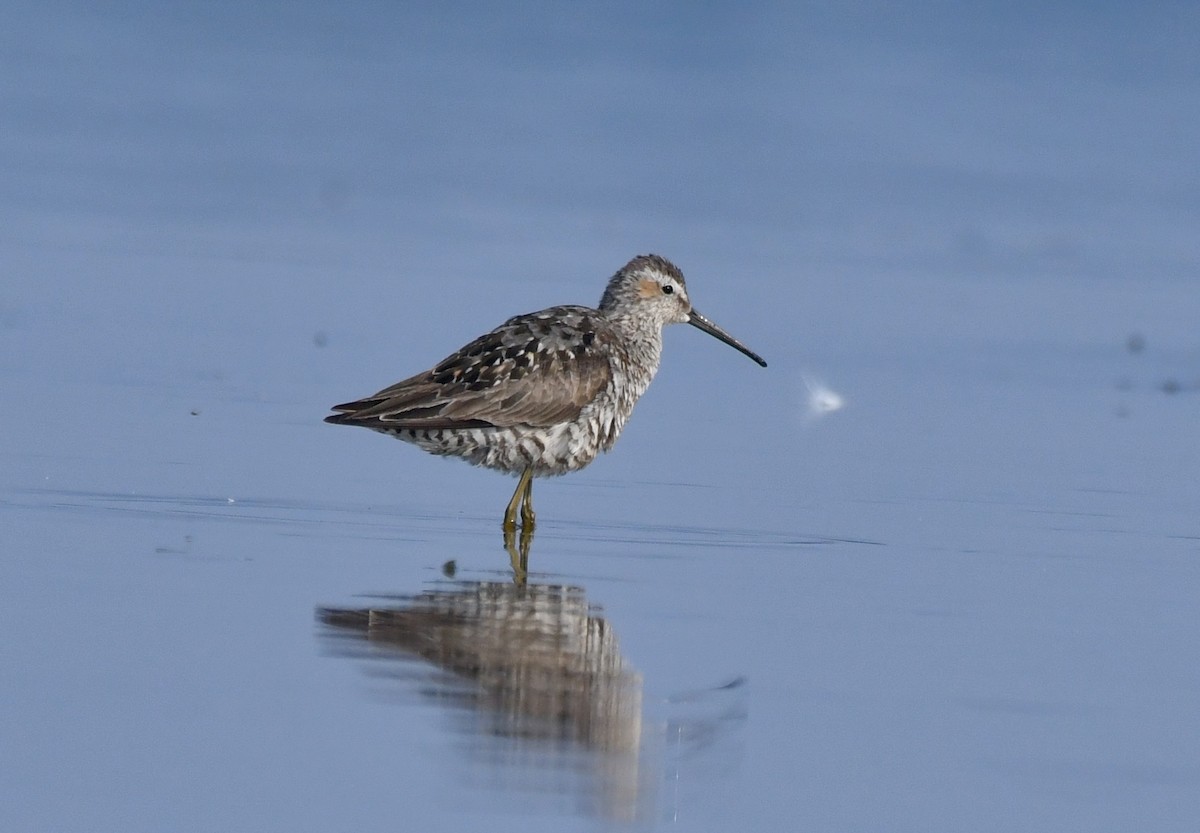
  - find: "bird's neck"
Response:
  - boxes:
[608,314,663,395]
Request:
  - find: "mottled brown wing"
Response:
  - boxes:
[325,306,615,431]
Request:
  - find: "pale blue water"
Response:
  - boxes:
[3,4,1198,832]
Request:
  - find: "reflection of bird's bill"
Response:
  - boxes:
[687,310,768,367]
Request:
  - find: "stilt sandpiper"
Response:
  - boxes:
[325,254,766,530]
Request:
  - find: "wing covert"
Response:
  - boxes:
[325,306,616,431]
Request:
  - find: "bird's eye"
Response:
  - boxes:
[662,284,674,295]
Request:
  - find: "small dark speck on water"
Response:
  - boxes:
[1126,333,1145,354]
[1161,378,1181,395]
[190,409,200,416]
[442,560,457,578]
[313,331,328,348]
[155,535,194,555]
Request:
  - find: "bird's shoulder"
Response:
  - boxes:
[443,305,620,375]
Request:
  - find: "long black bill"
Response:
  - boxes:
[687,309,768,367]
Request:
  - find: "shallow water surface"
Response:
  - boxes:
[3,4,1199,832]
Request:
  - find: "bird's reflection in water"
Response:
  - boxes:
[504,524,532,585]
[319,567,650,821]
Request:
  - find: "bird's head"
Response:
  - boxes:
[599,254,767,367]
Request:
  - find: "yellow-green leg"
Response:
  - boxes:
[519,470,536,528]
[503,466,535,531]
